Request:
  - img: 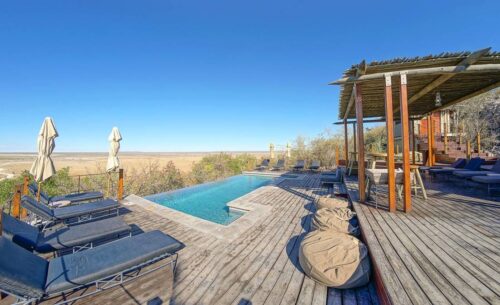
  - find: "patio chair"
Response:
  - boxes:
[29,183,104,206]
[21,196,120,230]
[271,159,285,171]
[0,230,183,305]
[255,159,270,170]
[428,157,484,179]
[1,212,131,254]
[419,158,466,172]
[471,175,500,195]
[453,159,500,179]
[309,160,321,171]
[292,160,305,171]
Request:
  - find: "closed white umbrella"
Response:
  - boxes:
[269,143,275,159]
[106,127,122,197]
[106,127,122,172]
[30,117,59,201]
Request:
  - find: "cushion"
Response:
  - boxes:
[311,208,360,236]
[36,217,131,253]
[51,191,103,203]
[52,199,119,219]
[21,196,54,220]
[315,195,351,210]
[472,175,500,184]
[453,171,489,178]
[299,231,371,289]
[45,230,184,294]
[1,212,40,251]
[0,237,48,298]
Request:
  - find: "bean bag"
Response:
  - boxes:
[315,195,351,210]
[299,231,371,288]
[311,207,360,236]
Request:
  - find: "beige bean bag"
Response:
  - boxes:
[311,207,360,236]
[299,231,371,288]
[315,195,351,210]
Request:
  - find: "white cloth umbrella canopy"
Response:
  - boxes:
[106,127,122,172]
[30,117,59,182]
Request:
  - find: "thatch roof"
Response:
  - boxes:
[332,48,500,119]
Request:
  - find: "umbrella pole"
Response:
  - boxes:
[37,182,41,202]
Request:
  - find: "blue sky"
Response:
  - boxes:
[0,1,498,152]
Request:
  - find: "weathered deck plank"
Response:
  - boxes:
[346,174,500,305]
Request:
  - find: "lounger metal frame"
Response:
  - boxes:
[2,251,178,305]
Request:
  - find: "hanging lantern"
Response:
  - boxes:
[435,92,442,107]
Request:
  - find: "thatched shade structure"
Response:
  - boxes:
[330,48,500,214]
[332,49,500,119]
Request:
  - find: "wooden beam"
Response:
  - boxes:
[330,63,500,85]
[354,83,366,202]
[353,123,357,154]
[429,81,500,113]
[344,119,349,165]
[399,73,412,213]
[392,48,491,113]
[343,60,367,119]
[334,117,388,125]
[384,74,396,212]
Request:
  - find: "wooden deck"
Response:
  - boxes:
[0,174,380,305]
[345,174,500,305]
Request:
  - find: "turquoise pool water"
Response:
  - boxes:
[145,175,273,225]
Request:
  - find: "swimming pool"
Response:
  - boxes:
[145,175,273,225]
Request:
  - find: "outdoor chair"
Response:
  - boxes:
[453,159,500,180]
[271,159,285,171]
[320,168,343,192]
[292,160,305,171]
[365,169,415,208]
[428,157,484,179]
[309,160,321,171]
[0,230,183,305]
[29,183,103,206]
[21,196,120,230]
[255,159,270,170]
[471,175,500,195]
[1,212,131,254]
[419,158,466,172]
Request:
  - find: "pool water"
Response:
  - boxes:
[145,175,273,225]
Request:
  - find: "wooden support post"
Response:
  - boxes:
[411,120,416,165]
[466,140,471,160]
[477,132,481,153]
[118,168,124,201]
[354,84,366,203]
[399,73,412,213]
[21,176,29,218]
[352,123,357,154]
[11,185,22,219]
[444,122,448,153]
[427,114,434,166]
[344,119,349,165]
[384,74,396,212]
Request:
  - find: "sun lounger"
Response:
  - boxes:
[320,168,343,185]
[29,183,104,206]
[1,212,131,254]
[0,230,183,304]
[255,159,270,170]
[309,160,320,171]
[21,196,120,230]
[453,159,500,179]
[292,160,305,171]
[419,158,466,172]
[271,159,285,171]
[471,175,500,195]
[429,157,484,177]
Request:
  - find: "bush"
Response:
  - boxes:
[188,153,257,184]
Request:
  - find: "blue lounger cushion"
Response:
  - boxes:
[0,238,48,299]
[44,230,183,294]
[21,196,119,221]
[429,158,483,175]
[472,175,500,184]
[2,212,131,253]
[453,171,490,178]
[29,183,103,204]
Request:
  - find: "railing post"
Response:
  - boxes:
[477,132,481,154]
[466,140,471,160]
[21,176,29,218]
[12,185,22,219]
[77,175,81,193]
[118,169,124,201]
